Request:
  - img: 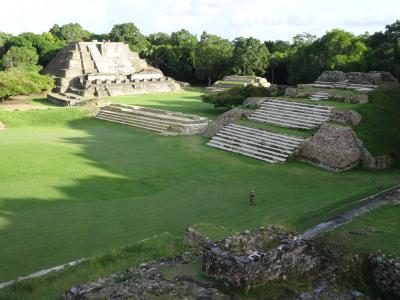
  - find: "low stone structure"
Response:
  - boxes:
[285,87,369,104]
[369,252,400,297]
[243,97,267,108]
[317,71,399,86]
[330,108,362,125]
[301,124,364,171]
[205,75,271,93]
[64,253,226,300]
[44,42,181,105]
[202,226,321,290]
[97,104,209,135]
[204,108,252,138]
[248,98,333,130]
[184,227,211,248]
[300,124,393,171]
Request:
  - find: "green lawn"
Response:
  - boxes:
[0,90,399,286]
[319,205,400,256]
[105,87,227,119]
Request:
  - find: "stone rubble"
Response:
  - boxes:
[330,108,362,125]
[202,226,321,290]
[370,252,400,296]
[203,108,252,138]
[64,253,227,300]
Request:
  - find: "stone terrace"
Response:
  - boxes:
[205,75,271,93]
[207,123,304,163]
[248,99,333,130]
[96,104,209,135]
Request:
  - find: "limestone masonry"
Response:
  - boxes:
[44,42,181,105]
[96,104,209,135]
[205,75,272,93]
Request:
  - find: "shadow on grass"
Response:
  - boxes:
[0,114,399,290]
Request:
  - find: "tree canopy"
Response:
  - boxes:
[0,20,399,87]
[195,32,233,86]
[110,23,150,54]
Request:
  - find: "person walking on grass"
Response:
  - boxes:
[249,189,256,206]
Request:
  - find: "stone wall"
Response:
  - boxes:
[202,227,321,289]
[300,123,394,171]
[204,108,252,137]
[317,71,399,86]
[370,253,400,296]
[184,227,211,247]
[300,124,363,171]
[330,108,362,125]
[285,87,369,104]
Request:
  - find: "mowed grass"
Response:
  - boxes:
[319,205,400,256]
[106,87,226,119]
[0,91,399,284]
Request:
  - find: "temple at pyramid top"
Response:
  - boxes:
[44,41,181,99]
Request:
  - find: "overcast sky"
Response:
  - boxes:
[1,0,399,41]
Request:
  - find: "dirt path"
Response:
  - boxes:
[301,185,400,240]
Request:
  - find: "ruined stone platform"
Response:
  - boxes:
[205,75,271,93]
[96,104,209,135]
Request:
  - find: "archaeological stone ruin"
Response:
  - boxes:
[44,41,181,105]
[96,103,209,135]
[205,75,272,93]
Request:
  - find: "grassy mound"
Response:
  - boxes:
[354,87,400,158]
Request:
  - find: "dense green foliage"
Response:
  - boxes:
[49,23,92,43]
[0,67,54,99]
[109,23,150,54]
[1,92,399,283]
[231,37,269,76]
[201,85,274,108]
[194,32,233,85]
[0,46,38,69]
[0,20,399,87]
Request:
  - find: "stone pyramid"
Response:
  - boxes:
[44,41,180,99]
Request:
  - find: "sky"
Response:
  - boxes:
[0,0,399,41]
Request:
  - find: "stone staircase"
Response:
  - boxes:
[207,124,304,163]
[96,104,209,134]
[248,99,333,130]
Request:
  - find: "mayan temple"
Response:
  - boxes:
[44,41,181,105]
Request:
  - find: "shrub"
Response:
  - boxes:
[0,67,54,99]
[202,85,273,108]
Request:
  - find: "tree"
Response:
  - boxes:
[146,29,198,82]
[195,32,233,85]
[109,23,149,54]
[231,37,269,76]
[0,46,39,70]
[265,40,291,84]
[366,20,400,79]
[147,32,171,46]
[50,23,92,43]
[3,32,64,67]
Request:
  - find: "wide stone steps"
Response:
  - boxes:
[97,109,187,128]
[248,99,333,130]
[106,104,207,124]
[207,124,303,163]
[96,112,167,132]
[252,108,328,124]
